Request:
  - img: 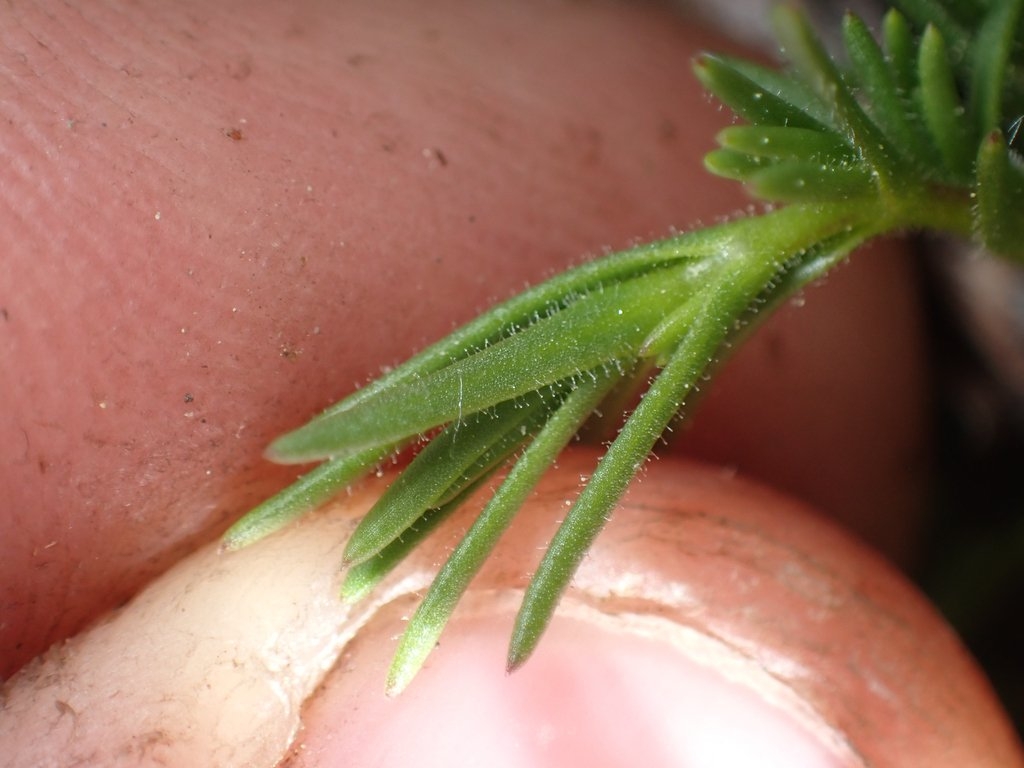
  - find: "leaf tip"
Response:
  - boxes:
[263,434,305,464]
[384,671,408,698]
[386,630,438,697]
[505,654,525,676]
[220,514,271,552]
[338,576,366,605]
[691,52,716,84]
[505,639,533,675]
[218,533,245,553]
[341,536,370,566]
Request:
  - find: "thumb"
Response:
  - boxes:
[5,451,1015,767]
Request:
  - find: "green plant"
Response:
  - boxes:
[224,0,1024,694]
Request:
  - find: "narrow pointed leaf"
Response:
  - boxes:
[386,370,620,694]
[343,395,548,564]
[340,473,497,604]
[844,12,936,167]
[918,24,975,178]
[507,277,762,672]
[976,129,1024,260]
[313,233,727,425]
[883,8,918,96]
[268,263,693,463]
[694,54,833,131]
[716,126,856,162]
[703,148,770,181]
[747,160,876,202]
[221,445,394,550]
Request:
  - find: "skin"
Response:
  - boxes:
[0,0,949,763]
[5,453,1020,766]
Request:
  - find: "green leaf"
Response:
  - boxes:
[342,394,549,564]
[305,230,725,430]
[693,54,833,131]
[703,147,770,182]
[843,12,937,168]
[883,8,918,96]
[716,126,856,162]
[340,474,495,605]
[918,24,975,178]
[976,129,1024,259]
[772,6,907,187]
[747,160,876,202]
[708,129,873,202]
[267,262,698,463]
[221,446,394,550]
[386,371,619,694]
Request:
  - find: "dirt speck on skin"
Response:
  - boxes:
[422,146,448,168]
[54,699,76,717]
[658,118,678,144]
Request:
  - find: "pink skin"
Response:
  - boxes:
[290,613,848,767]
[1,0,938,762]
